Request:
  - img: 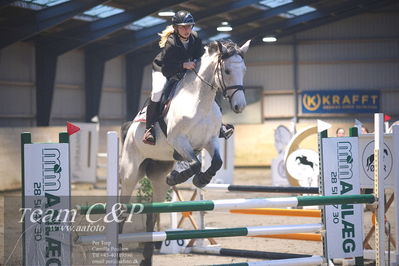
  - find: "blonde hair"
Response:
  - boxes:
[158,25,175,48]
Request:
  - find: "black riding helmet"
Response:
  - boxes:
[172,10,195,26]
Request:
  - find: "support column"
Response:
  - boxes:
[292,35,299,124]
[84,51,105,122]
[35,47,57,126]
[125,55,144,120]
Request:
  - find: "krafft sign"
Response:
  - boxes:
[302,90,380,113]
[322,137,363,259]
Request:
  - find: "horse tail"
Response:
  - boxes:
[121,121,133,145]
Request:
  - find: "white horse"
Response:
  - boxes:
[119,40,250,264]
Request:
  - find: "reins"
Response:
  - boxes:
[193,68,216,90]
[192,41,245,104]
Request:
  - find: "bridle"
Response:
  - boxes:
[193,41,245,104]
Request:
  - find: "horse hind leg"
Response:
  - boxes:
[119,125,145,203]
[119,156,145,204]
[141,160,174,266]
[121,120,133,144]
[118,142,145,239]
[146,160,175,202]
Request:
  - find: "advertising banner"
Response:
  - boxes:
[302,90,380,113]
[322,137,363,259]
[23,143,71,265]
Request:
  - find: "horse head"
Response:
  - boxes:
[206,39,251,113]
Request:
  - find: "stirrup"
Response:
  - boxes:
[143,127,156,145]
[219,124,234,139]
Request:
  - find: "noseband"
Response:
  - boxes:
[216,49,245,103]
[193,41,245,104]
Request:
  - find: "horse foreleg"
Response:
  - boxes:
[166,136,201,186]
[193,137,222,188]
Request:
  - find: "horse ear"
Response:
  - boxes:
[207,41,219,55]
[239,40,251,54]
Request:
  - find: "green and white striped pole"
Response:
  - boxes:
[78,194,375,215]
[77,223,322,244]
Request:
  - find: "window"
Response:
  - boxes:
[83,4,124,18]
[128,16,166,30]
[259,0,293,8]
[288,6,316,16]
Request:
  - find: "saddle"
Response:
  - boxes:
[157,78,179,138]
[135,75,233,148]
[135,78,180,136]
[159,78,179,117]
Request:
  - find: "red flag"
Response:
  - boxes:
[384,114,392,121]
[67,122,80,136]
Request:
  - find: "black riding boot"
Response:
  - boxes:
[219,123,235,139]
[143,100,159,145]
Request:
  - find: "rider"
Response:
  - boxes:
[143,10,234,145]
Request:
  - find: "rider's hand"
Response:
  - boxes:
[183,61,196,70]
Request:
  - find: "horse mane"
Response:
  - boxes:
[178,39,242,87]
[219,40,240,52]
[218,39,243,58]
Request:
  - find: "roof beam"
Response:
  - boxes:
[34,0,187,125]
[37,0,188,56]
[94,0,262,44]
[0,0,16,9]
[275,0,398,39]
[0,0,108,50]
[87,0,324,59]
[194,0,259,19]
[199,0,323,40]
[229,0,385,43]
[81,0,325,121]
[231,0,321,28]
[87,0,392,60]
[84,0,260,61]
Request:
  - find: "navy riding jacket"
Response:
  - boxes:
[153,31,204,80]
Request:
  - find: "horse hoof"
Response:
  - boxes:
[166,170,179,186]
[140,258,152,266]
[193,172,211,188]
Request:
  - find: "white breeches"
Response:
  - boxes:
[151,70,167,102]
